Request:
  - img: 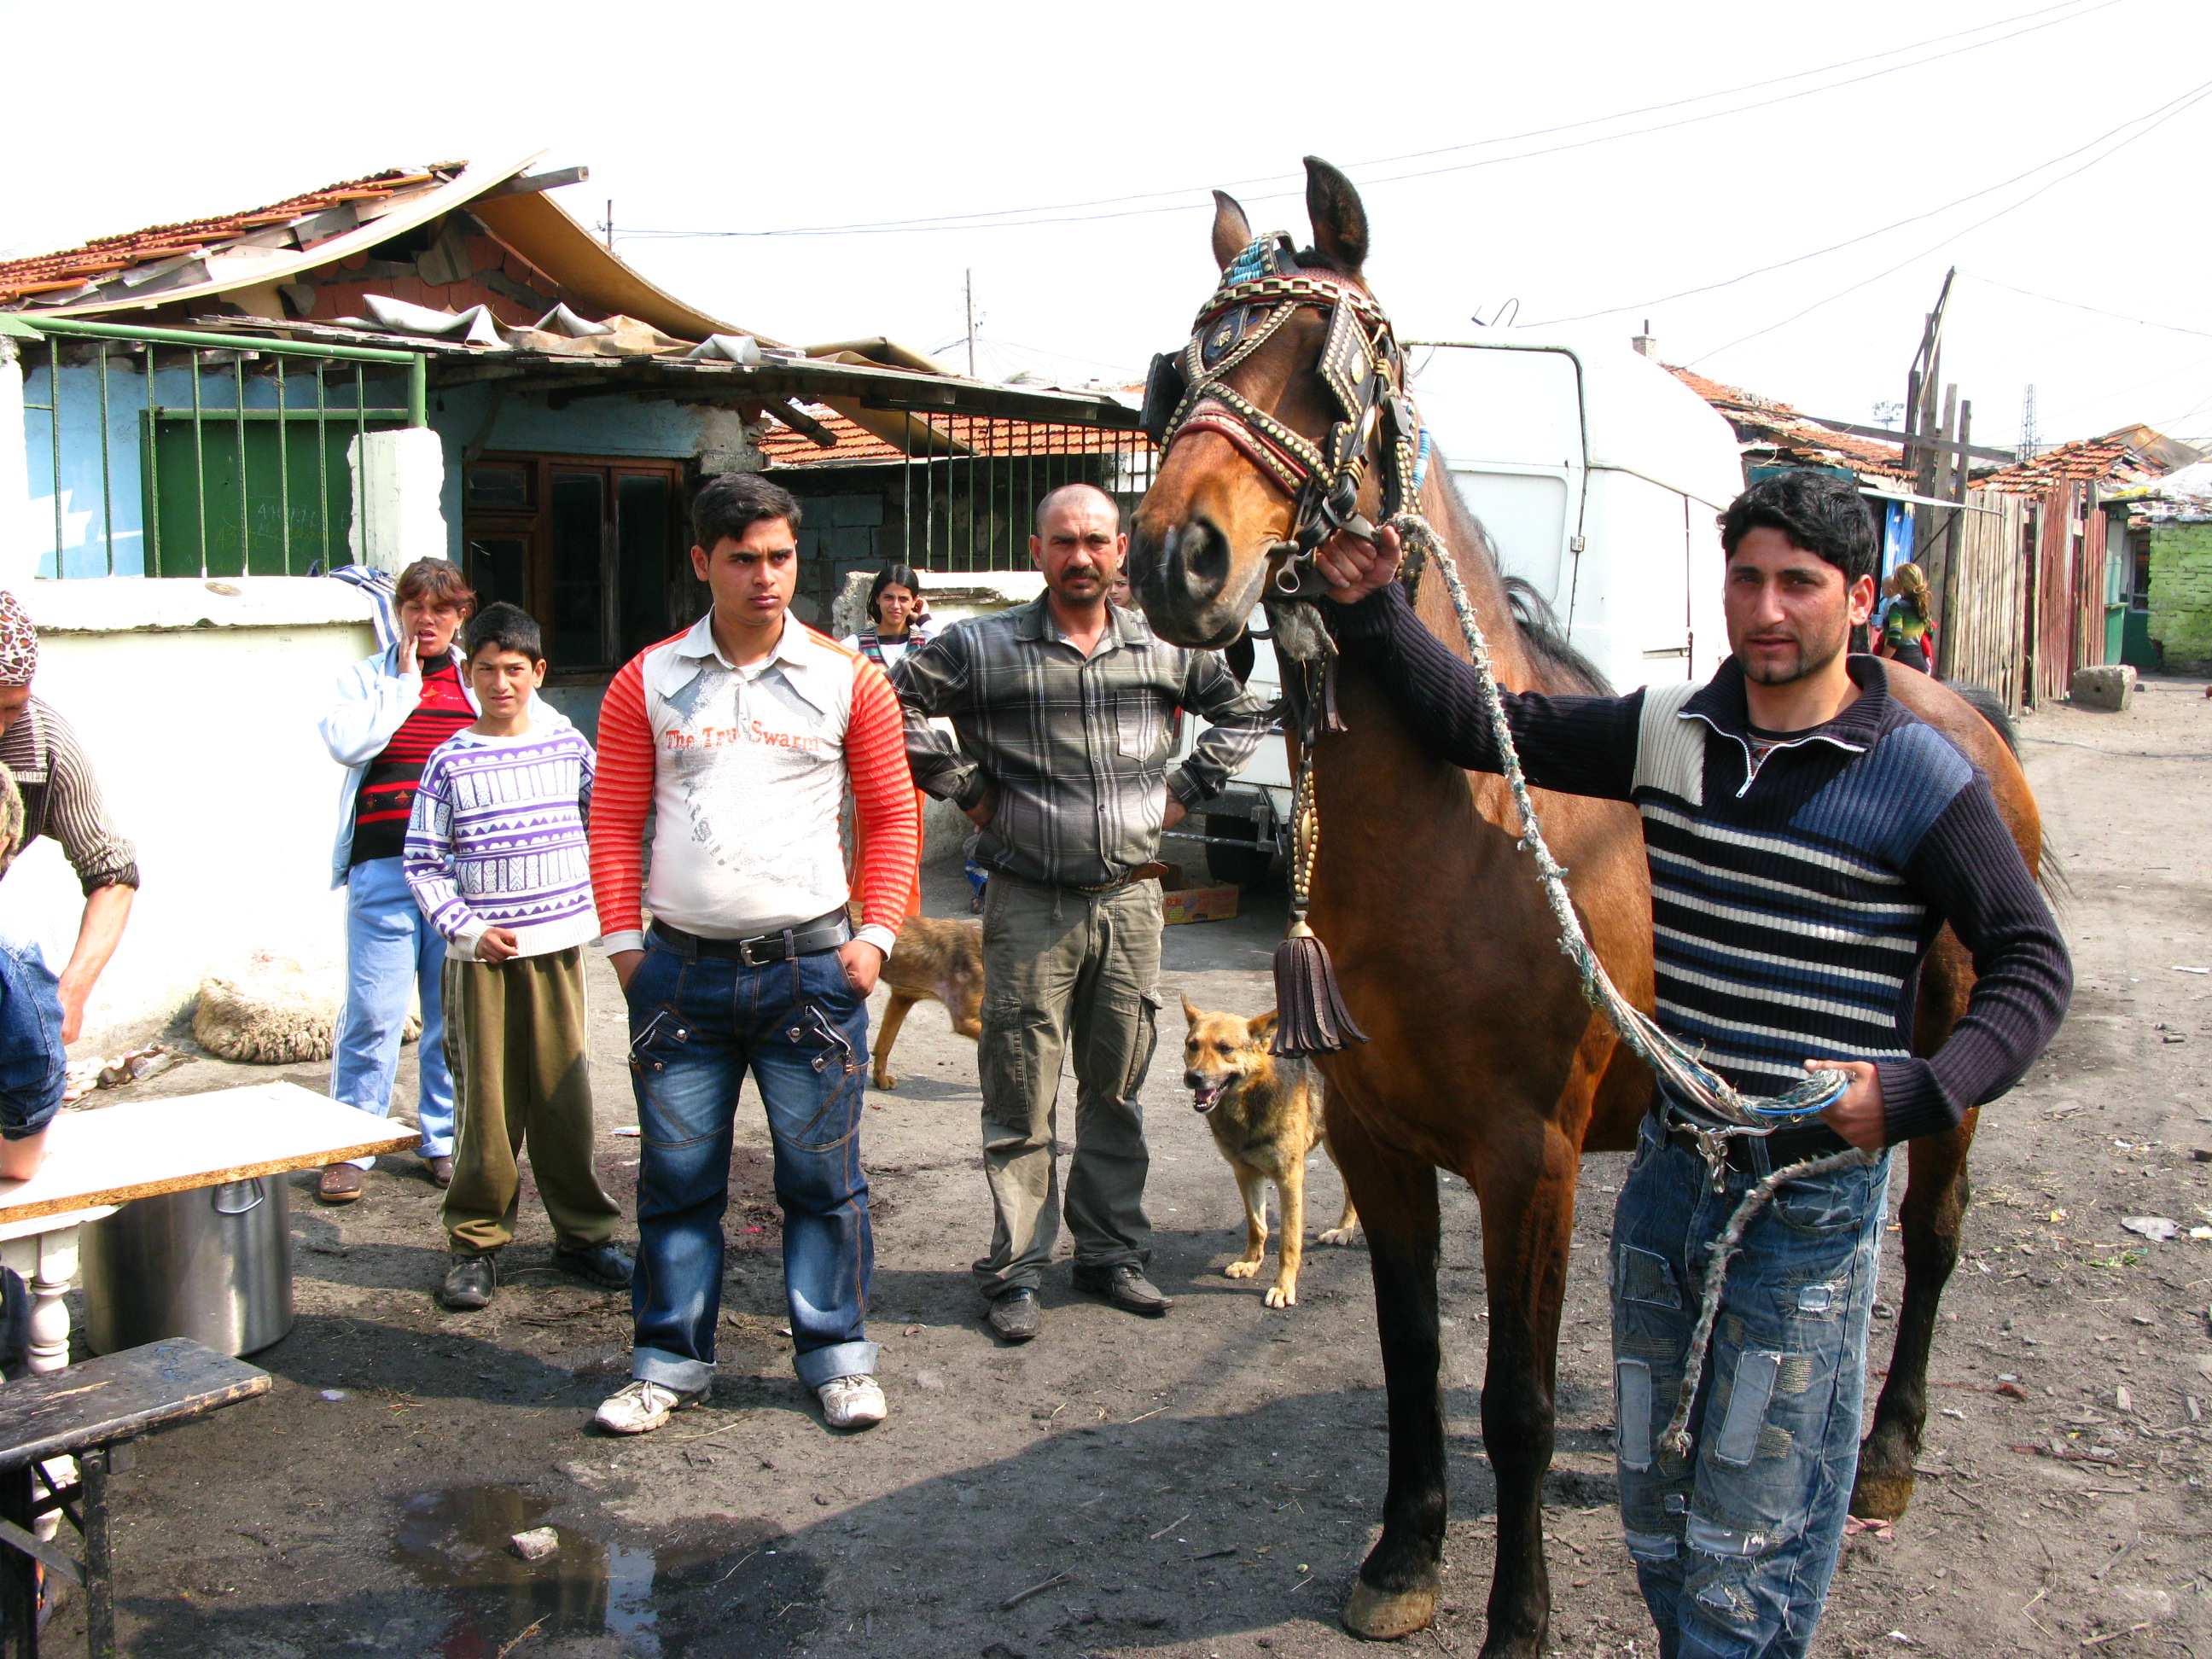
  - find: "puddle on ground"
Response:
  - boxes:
[393,1487,811,1657]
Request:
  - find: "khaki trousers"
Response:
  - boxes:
[974,874,1163,1297]
[440,947,621,1257]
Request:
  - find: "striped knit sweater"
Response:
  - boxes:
[1330,585,2071,1145]
[588,613,918,959]
[403,725,597,960]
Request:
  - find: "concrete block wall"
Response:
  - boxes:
[2148,521,2212,673]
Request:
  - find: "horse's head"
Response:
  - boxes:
[1131,157,1416,649]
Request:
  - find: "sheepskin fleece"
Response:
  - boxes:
[194,958,419,1065]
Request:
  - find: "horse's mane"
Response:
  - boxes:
[1424,449,1611,697]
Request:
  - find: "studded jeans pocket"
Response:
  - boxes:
[628,1006,691,1074]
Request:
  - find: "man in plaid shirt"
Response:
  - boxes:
[894,483,1271,1342]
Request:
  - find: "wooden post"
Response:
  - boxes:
[1938,400,1971,678]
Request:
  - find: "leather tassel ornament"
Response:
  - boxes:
[1272,919,1365,1057]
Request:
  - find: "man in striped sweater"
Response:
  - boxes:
[588,473,920,1438]
[1313,470,2069,1659]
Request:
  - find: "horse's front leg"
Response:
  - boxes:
[1852,1110,1976,1520]
[1467,1122,1577,1659]
[1330,1098,1446,1641]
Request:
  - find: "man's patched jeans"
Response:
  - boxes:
[1611,1115,1890,1659]
[626,940,878,1394]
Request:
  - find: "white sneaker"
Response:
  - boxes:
[816,1374,886,1430]
[592,1378,701,1435]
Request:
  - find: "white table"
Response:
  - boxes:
[0,1080,418,1375]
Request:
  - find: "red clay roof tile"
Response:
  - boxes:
[0,166,455,305]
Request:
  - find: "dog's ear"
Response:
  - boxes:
[1247,1010,1278,1046]
[1180,992,1202,1028]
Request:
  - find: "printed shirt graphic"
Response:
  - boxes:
[403,725,597,960]
[589,614,918,957]
[351,654,473,865]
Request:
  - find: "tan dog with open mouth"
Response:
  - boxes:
[1180,994,1359,1307]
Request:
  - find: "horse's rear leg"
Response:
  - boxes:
[1464,1126,1577,1659]
[1851,1109,1976,1520]
[1329,1101,1445,1641]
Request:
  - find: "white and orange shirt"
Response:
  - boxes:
[589,612,918,958]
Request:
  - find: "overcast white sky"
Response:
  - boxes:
[7,0,2209,450]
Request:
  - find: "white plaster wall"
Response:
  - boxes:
[14,579,381,1053]
[0,341,30,591]
[348,428,449,574]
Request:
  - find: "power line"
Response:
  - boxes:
[1686,79,2212,366]
[1530,66,2175,329]
[1958,271,2212,339]
[614,0,2119,241]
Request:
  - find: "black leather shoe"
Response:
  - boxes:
[1071,1264,1173,1315]
[439,1254,496,1311]
[554,1241,635,1289]
[987,1288,1040,1343]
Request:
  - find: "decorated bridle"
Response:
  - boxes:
[1138,231,1439,1057]
[1140,231,1431,595]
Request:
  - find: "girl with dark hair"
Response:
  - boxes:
[842,565,929,671]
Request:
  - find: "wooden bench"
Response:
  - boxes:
[0,1338,270,1657]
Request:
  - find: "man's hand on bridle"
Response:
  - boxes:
[1808,1059,1886,1152]
[1316,524,1405,603]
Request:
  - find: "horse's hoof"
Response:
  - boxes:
[1342,1578,1436,1641]
[1849,1470,1915,1522]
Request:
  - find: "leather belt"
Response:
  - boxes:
[650,910,853,969]
[1657,1109,1851,1173]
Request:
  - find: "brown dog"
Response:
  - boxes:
[1180,994,1359,1307]
[872,913,984,1090]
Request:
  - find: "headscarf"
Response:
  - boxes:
[0,592,36,687]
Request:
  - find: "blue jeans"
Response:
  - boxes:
[331,857,453,1164]
[625,936,877,1394]
[1611,1115,1891,1659]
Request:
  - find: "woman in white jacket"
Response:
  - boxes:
[315,559,480,1204]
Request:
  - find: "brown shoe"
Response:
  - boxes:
[421,1155,454,1188]
[317,1163,364,1204]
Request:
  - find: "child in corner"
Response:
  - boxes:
[405,602,629,1312]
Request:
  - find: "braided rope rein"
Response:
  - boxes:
[1386,509,1877,1458]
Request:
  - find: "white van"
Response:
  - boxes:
[1173,333,1745,885]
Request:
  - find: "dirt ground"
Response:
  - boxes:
[34,672,2212,1658]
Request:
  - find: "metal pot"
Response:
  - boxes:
[81,1176,294,1357]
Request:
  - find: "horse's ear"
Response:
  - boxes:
[1247,1010,1278,1045]
[1303,156,1368,275]
[1210,190,1253,271]
[1180,992,1202,1027]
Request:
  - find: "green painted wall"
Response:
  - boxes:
[2147,521,2212,673]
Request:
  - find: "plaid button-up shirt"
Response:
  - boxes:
[891,598,1272,888]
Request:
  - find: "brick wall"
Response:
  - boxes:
[2147,521,2212,673]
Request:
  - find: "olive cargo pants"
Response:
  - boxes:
[440,947,622,1257]
[974,873,1163,1298]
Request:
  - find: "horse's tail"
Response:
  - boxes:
[1947,679,2070,911]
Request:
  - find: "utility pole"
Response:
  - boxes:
[2018,383,2040,460]
[964,269,976,378]
[604,200,614,252]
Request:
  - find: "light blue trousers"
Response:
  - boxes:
[329,856,453,1165]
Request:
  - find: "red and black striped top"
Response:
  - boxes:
[348,654,472,866]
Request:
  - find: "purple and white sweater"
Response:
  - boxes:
[404,724,597,960]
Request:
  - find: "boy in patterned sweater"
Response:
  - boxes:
[405,603,631,1312]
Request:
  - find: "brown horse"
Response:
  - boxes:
[1129,158,2040,1654]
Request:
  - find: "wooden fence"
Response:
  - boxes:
[1929,481,2107,712]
